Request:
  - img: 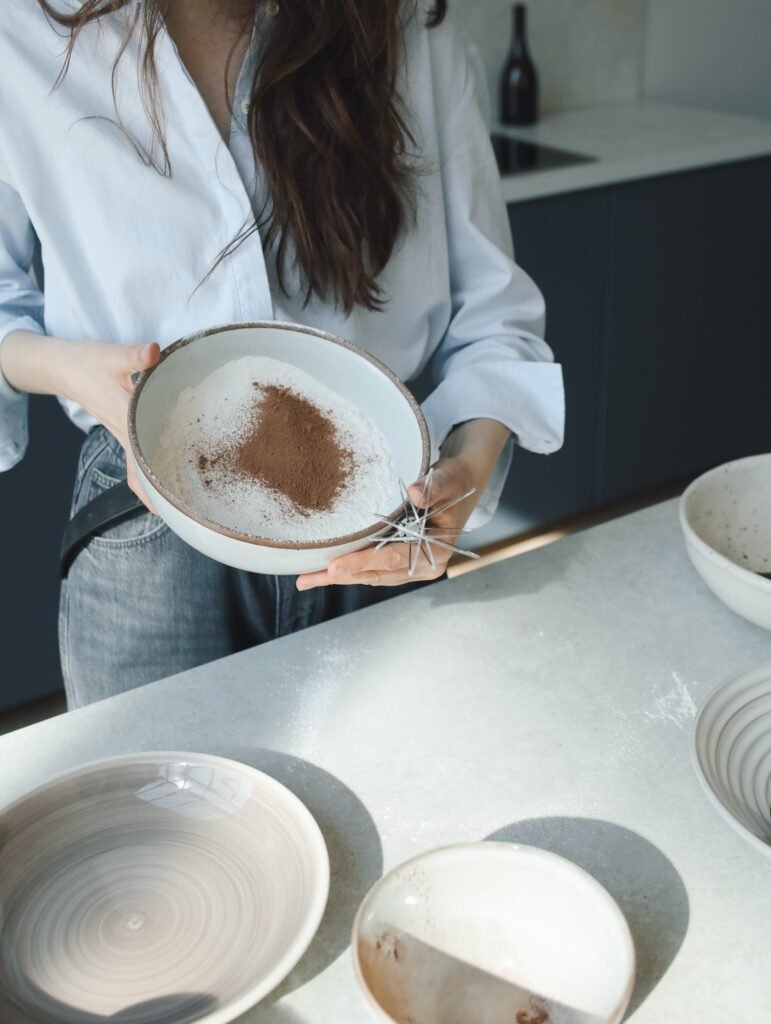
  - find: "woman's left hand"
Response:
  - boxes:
[296,453,478,590]
[297,419,511,590]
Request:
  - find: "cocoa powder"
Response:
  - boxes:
[198,383,353,514]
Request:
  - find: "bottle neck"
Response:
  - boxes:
[512,4,527,55]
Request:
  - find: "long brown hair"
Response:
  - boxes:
[37,0,448,313]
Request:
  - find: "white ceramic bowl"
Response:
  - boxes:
[128,322,429,574]
[679,454,771,630]
[693,661,771,861]
[352,842,635,1024]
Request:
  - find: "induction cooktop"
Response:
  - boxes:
[490,134,595,176]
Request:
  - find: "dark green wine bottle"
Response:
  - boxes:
[500,3,538,125]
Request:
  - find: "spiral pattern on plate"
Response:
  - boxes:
[0,753,329,1023]
[693,662,771,859]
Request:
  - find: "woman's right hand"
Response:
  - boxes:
[63,340,162,510]
[1,332,161,510]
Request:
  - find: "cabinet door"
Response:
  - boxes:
[600,157,771,502]
[489,188,611,538]
[0,398,81,710]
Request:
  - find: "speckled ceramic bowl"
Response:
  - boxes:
[680,454,771,630]
[128,322,430,575]
[352,842,635,1024]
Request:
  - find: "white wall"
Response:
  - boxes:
[643,0,771,119]
[456,0,646,118]
[456,0,771,122]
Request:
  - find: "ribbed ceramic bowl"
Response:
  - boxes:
[0,752,330,1024]
[128,322,430,575]
[693,662,771,860]
[679,454,771,630]
[352,842,635,1024]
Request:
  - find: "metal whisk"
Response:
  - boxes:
[371,468,481,577]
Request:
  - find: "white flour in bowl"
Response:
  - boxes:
[150,356,400,541]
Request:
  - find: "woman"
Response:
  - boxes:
[0,0,564,708]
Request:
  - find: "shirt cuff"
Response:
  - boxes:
[0,314,43,470]
[419,360,565,530]
[421,361,565,458]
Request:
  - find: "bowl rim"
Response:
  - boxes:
[350,840,636,1024]
[0,749,331,1024]
[679,454,771,596]
[690,661,771,862]
[127,320,431,550]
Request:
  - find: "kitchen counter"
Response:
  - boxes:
[496,100,771,203]
[2,498,771,1022]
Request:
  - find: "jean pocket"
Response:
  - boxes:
[76,437,168,549]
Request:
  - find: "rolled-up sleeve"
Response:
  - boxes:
[420,11,565,526]
[0,179,46,471]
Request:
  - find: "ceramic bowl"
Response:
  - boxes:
[0,751,330,1024]
[693,661,771,860]
[679,454,771,630]
[128,321,430,574]
[352,842,635,1024]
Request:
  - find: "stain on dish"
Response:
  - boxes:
[517,1000,552,1024]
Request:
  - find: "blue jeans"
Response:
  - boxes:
[59,428,436,709]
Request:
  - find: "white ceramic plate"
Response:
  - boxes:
[128,321,430,575]
[0,752,330,1023]
[352,842,635,1024]
[692,662,771,860]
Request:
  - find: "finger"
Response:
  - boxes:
[128,481,157,515]
[113,340,160,375]
[127,459,157,514]
[325,550,450,587]
[298,554,420,591]
[407,460,461,510]
[112,341,160,371]
[328,563,446,587]
[296,570,330,591]
[131,341,161,371]
[327,542,411,577]
[301,569,396,588]
[128,481,156,515]
[102,388,133,445]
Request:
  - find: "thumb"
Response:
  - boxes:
[119,341,160,373]
[407,462,457,510]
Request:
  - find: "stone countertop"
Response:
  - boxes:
[2,498,771,1022]
[497,100,771,203]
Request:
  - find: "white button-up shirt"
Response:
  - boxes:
[0,0,564,525]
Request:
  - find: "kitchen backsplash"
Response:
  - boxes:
[456,0,646,118]
[644,0,771,120]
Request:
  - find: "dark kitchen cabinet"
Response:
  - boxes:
[492,155,771,534]
[500,189,611,528]
[598,158,771,502]
[0,396,81,709]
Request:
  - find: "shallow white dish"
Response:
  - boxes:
[128,321,429,574]
[352,842,635,1024]
[679,454,771,630]
[693,662,771,860]
[0,751,330,1024]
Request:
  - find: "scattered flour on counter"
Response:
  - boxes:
[151,356,399,541]
[644,670,698,730]
[287,639,350,758]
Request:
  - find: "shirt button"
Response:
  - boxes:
[240,99,250,115]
